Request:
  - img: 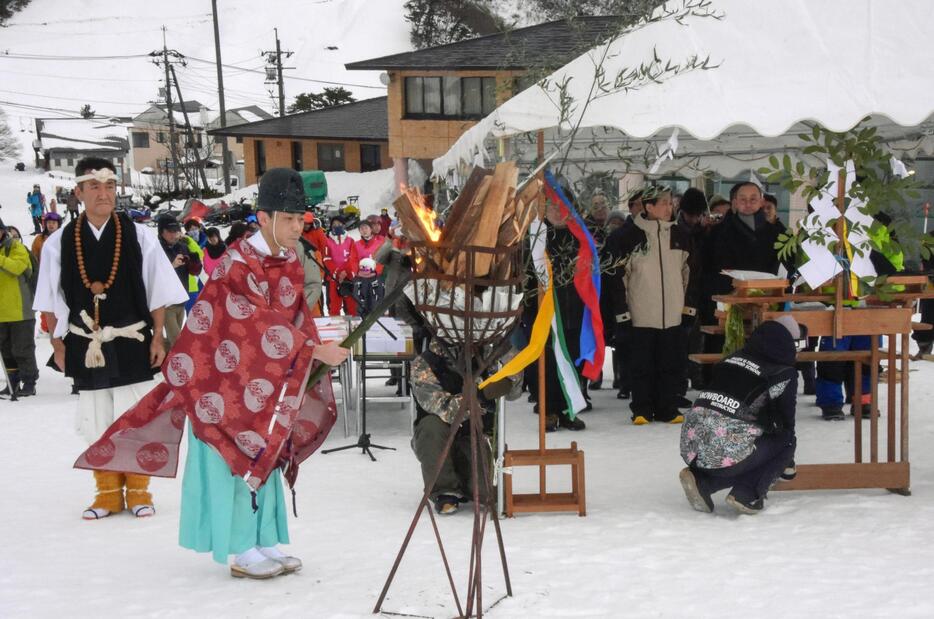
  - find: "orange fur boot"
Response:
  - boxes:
[125,473,155,518]
[83,471,125,520]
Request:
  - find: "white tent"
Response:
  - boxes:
[432,0,934,179]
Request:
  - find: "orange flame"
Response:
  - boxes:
[400,184,442,243]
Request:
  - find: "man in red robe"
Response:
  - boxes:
[76,168,349,579]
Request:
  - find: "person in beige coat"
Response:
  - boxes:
[605,185,699,425]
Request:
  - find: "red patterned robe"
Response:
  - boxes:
[74,237,337,490]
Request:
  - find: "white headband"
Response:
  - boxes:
[75,168,118,183]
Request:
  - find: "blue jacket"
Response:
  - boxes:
[26,191,44,217]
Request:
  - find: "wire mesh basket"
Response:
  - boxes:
[407,241,525,358]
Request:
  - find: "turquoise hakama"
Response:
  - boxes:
[179,427,289,564]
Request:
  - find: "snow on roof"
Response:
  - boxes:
[37,118,128,153]
[238,110,265,124]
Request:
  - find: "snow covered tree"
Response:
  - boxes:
[0,108,22,161]
[288,87,356,113]
[405,0,504,49]
[0,0,31,25]
[504,0,658,25]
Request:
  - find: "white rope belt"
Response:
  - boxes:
[68,310,147,369]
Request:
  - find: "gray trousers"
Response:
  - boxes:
[163,304,186,352]
[0,319,38,383]
[411,414,491,501]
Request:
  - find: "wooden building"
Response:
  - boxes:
[345,17,621,186]
[207,97,391,186]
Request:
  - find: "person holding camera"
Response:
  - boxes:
[157,215,201,350]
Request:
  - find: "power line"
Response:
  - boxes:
[0,52,153,61]
[185,55,386,89]
[0,68,156,82]
[0,87,146,106]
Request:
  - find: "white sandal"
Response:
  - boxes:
[130,505,155,518]
[82,507,112,520]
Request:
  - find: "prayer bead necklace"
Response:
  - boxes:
[74,212,122,330]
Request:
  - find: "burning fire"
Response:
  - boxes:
[400,184,442,243]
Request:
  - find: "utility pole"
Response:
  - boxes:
[211,0,232,194]
[263,28,293,116]
[169,64,209,196]
[151,27,184,193]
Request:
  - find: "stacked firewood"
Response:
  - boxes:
[393,162,542,279]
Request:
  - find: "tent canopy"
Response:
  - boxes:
[432,0,934,179]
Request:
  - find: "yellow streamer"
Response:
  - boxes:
[840,217,860,297]
[478,260,555,389]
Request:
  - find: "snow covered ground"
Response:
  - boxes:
[2,169,934,618]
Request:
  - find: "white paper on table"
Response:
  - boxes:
[362,317,409,354]
[720,269,784,281]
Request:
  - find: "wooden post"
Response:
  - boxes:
[887,334,897,462]
[833,167,847,340]
[900,331,910,463]
[854,360,863,463]
[870,336,879,463]
[538,285,547,501]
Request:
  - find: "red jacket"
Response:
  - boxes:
[324,234,357,280]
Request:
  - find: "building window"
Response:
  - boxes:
[66,157,74,167]
[156,131,166,144]
[255,140,267,176]
[235,137,243,144]
[360,144,381,172]
[132,132,150,148]
[291,141,303,171]
[404,76,497,119]
[54,158,61,167]
[317,143,344,172]
[213,135,224,144]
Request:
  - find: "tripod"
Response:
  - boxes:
[322,316,397,461]
[0,355,18,401]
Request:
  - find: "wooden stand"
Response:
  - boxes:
[690,275,933,495]
[503,442,586,516]
[501,282,587,518]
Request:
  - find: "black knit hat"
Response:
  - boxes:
[257,168,306,214]
[680,187,708,216]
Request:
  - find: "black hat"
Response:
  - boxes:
[257,168,306,214]
[680,187,707,216]
[157,214,181,233]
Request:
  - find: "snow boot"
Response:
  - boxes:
[14,380,36,397]
[821,407,845,421]
[558,414,586,431]
[726,494,764,515]
[679,468,714,513]
[125,473,154,518]
[434,494,460,515]
[83,471,125,519]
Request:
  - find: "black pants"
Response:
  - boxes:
[693,433,796,503]
[411,415,491,501]
[0,319,38,383]
[914,299,934,346]
[630,326,683,421]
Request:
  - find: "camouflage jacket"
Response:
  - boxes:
[411,343,521,425]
